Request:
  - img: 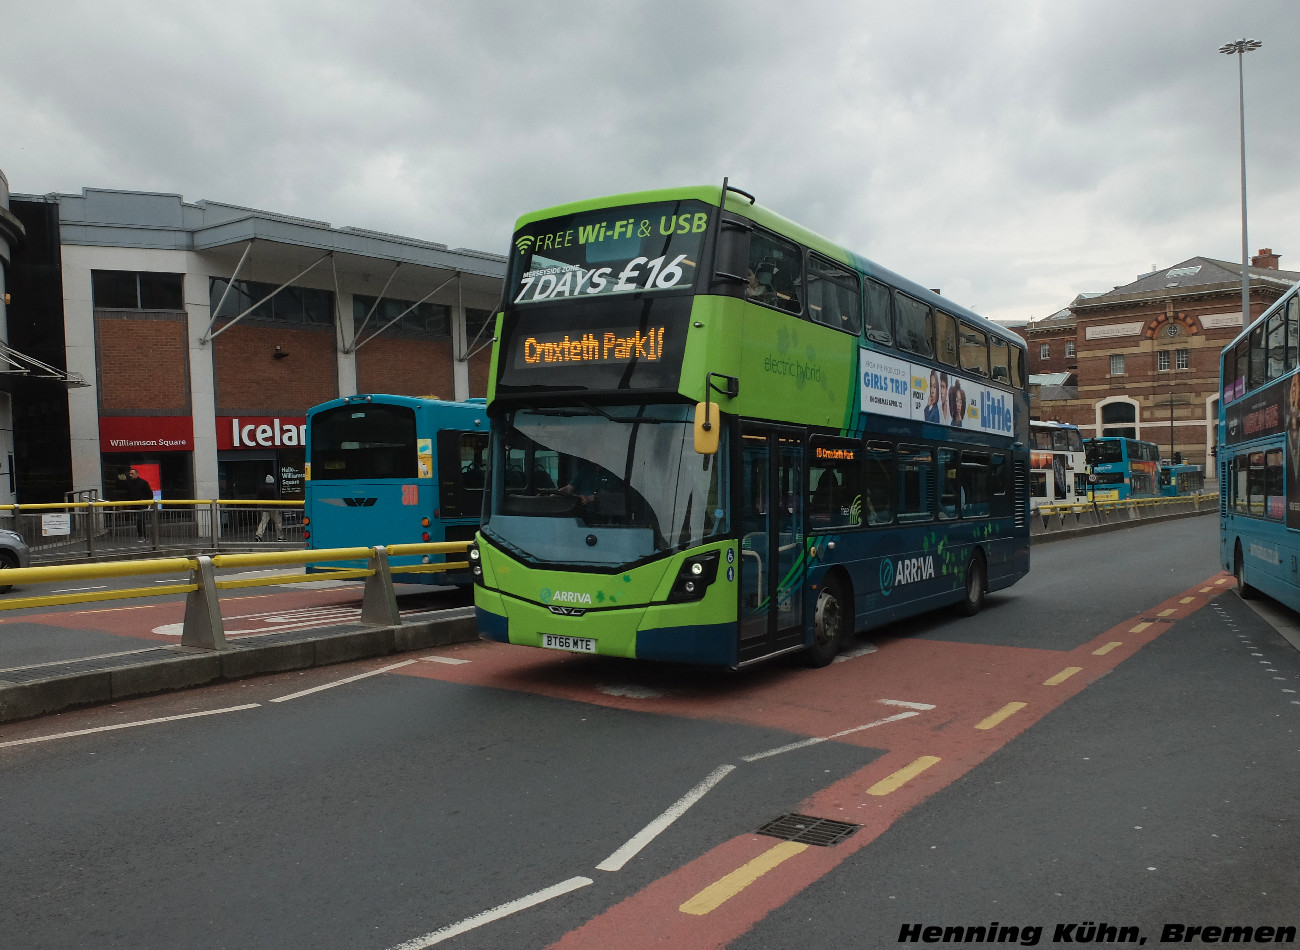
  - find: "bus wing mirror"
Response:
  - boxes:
[694,402,720,455]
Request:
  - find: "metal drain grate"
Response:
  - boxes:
[755,813,861,847]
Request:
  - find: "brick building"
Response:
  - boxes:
[2,185,505,504]
[1013,251,1300,469]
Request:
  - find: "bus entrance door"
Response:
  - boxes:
[738,426,806,663]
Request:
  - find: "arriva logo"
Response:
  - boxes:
[879,555,935,597]
[541,588,593,605]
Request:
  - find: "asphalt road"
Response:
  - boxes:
[2,514,1297,949]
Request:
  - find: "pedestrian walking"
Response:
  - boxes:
[125,468,154,541]
[255,474,283,541]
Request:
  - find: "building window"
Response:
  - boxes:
[1110,354,1125,376]
[1065,341,1075,358]
[92,270,184,310]
[1176,348,1189,370]
[209,278,333,326]
[1040,343,1050,360]
[1158,351,1170,371]
[353,295,450,338]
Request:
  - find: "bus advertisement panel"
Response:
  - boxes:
[471,184,1031,670]
[861,351,1015,436]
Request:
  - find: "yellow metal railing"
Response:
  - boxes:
[0,541,472,650]
[1035,492,1217,518]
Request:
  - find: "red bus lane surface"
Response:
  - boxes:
[397,573,1234,949]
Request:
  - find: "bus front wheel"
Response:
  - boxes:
[806,576,849,667]
[1234,542,1256,600]
[958,552,986,617]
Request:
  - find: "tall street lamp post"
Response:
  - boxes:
[1219,38,1262,325]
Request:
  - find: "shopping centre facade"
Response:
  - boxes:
[0,174,505,505]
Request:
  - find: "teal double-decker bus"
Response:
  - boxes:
[1219,278,1300,601]
[304,394,489,584]
[470,183,1031,668]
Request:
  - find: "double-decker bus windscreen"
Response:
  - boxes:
[310,404,417,480]
[508,200,711,306]
[483,403,725,567]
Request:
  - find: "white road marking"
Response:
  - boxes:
[597,684,667,699]
[741,699,936,763]
[742,711,922,762]
[51,586,108,594]
[269,660,416,702]
[419,656,471,665]
[0,704,260,748]
[878,699,937,710]
[833,642,878,662]
[387,876,593,949]
[597,764,736,872]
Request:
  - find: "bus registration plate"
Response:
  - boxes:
[542,634,596,653]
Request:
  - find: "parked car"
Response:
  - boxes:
[0,528,31,594]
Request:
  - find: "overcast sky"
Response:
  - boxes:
[3,1,1297,324]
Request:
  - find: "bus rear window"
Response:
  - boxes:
[310,404,417,480]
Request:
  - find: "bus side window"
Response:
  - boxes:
[863,278,893,344]
[1287,296,1300,371]
[895,294,934,359]
[960,322,990,377]
[990,453,1008,497]
[438,430,489,516]
[990,337,1011,384]
[1249,325,1266,392]
[1232,337,1249,398]
[960,451,991,517]
[1266,312,1286,380]
[896,444,934,523]
[806,255,861,335]
[1265,449,1284,520]
[863,441,895,525]
[809,439,865,529]
[1009,345,1025,389]
[748,230,803,314]
[935,311,959,367]
[938,448,959,520]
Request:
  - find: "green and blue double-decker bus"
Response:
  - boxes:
[469,183,1031,668]
[304,393,488,583]
[1220,278,1300,601]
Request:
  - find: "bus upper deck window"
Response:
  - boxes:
[935,311,958,366]
[895,294,934,359]
[862,278,893,344]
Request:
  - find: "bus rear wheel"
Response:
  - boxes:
[958,552,986,617]
[806,576,849,667]
[1234,542,1256,599]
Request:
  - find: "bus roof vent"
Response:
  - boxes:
[755,813,861,847]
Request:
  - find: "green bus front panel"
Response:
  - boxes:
[474,540,742,666]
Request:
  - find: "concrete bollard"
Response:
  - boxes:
[181,555,229,651]
[360,545,401,627]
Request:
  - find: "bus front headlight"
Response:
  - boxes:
[668,551,720,603]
